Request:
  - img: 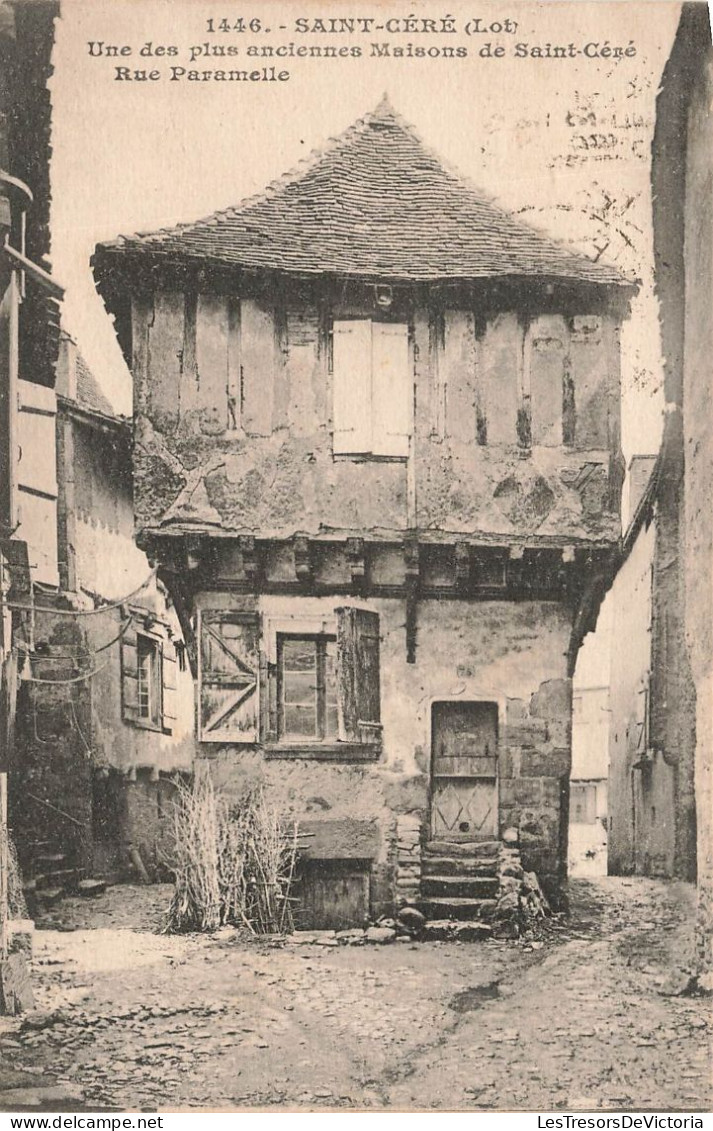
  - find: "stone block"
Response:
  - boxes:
[530,679,571,721]
[396,813,422,833]
[506,697,527,722]
[512,778,543,806]
[365,926,396,943]
[385,775,429,814]
[396,907,426,934]
[546,716,571,747]
[541,778,567,807]
[506,719,550,745]
[422,920,453,941]
[454,922,493,942]
[520,747,571,778]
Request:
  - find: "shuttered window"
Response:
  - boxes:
[198,611,259,743]
[121,618,178,734]
[137,635,162,728]
[256,607,382,754]
[332,320,411,458]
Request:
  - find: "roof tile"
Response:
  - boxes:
[99,96,628,286]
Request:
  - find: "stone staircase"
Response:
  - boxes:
[22,839,105,917]
[417,838,502,940]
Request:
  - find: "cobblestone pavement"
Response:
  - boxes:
[0,877,710,1112]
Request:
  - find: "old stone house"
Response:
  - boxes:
[9,332,195,896]
[0,0,194,903]
[93,97,633,928]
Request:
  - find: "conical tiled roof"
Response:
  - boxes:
[98,96,628,286]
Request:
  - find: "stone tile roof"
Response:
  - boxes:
[97,96,629,287]
[75,352,116,418]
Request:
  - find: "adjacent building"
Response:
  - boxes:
[651,2,713,973]
[93,97,633,926]
[10,333,195,892]
[569,684,609,877]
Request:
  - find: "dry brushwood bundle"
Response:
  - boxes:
[164,770,299,935]
[165,768,223,932]
[242,790,299,935]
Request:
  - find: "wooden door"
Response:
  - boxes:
[430,702,498,840]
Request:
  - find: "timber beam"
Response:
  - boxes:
[404,537,420,664]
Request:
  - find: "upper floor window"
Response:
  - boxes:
[121,614,178,734]
[332,320,411,458]
[137,634,163,729]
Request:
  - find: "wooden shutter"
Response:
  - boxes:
[162,636,178,735]
[198,611,259,743]
[372,323,411,457]
[120,622,140,723]
[16,379,59,586]
[336,607,381,745]
[332,320,372,454]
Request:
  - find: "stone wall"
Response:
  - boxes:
[652,3,713,969]
[682,26,713,971]
[198,591,574,910]
[10,594,194,880]
[607,520,658,875]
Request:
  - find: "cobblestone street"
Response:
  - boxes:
[0,877,710,1113]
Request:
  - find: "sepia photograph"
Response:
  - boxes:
[0,0,711,1117]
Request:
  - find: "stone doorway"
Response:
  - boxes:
[430,701,499,840]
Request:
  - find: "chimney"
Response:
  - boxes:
[55,332,78,400]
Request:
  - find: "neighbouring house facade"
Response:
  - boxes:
[605,444,696,883]
[1,0,62,606]
[651,2,713,973]
[94,97,633,927]
[568,685,609,877]
[9,332,195,896]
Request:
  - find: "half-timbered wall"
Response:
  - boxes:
[129,283,622,544]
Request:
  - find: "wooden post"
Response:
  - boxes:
[0,550,11,963]
[0,769,7,962]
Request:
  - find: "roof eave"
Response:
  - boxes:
[93,243,635,295]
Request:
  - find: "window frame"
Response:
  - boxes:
[136,632,163,732]
[277,632,338,744]
[331,317,412,461]
[262,608,383,763]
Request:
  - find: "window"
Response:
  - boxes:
[198,606,382,756]
[332,320,411,457]
[120,615,178,734]
[278,635,338,740]
[137,634,163,729]
[571,783,597,825]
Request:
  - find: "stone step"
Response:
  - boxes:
[422,919,494,942]
[418,896,498,921]
[423,839,500,858]
[421,855,499,877]
[35,868,80,892]
[421,875,499,899]
[34,853,67,869]
[35,887,64,907]
[78,878,107,898]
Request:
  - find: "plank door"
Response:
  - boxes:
[430,701,498,839]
